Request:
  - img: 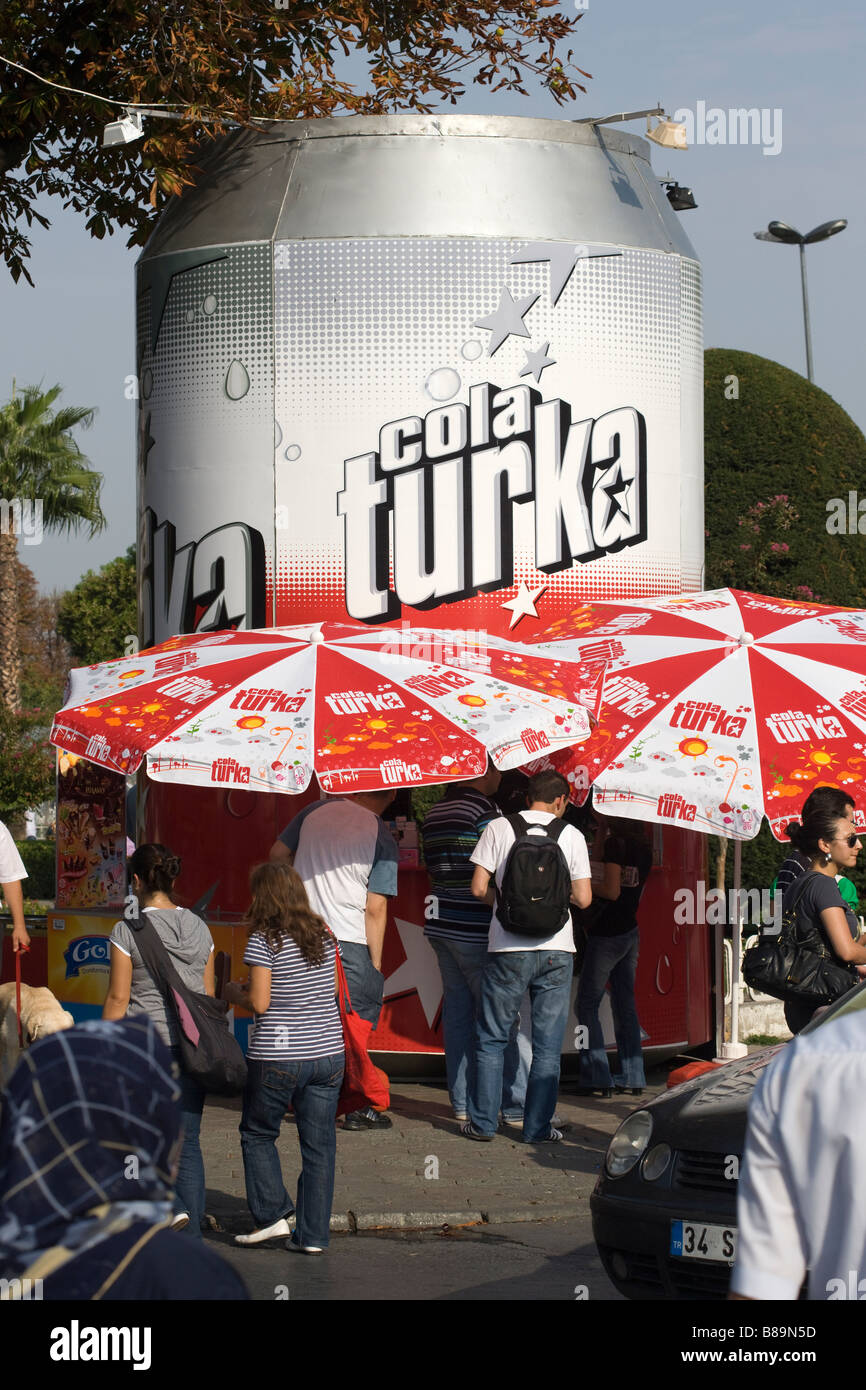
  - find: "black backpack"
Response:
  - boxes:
[496,814,572,939]
[131,909,248,1096]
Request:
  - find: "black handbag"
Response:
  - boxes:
[131,910,248,1096]
[742,874,859,1007]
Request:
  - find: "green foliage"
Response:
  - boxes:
[16,556,69,712]
[410,784,446,827]
[704,349,866,606]
[0,383,104,533]
[14,838,55,898]
[708,822,866,907]
[57,546,136,665]
[0,2,589,284]
[0,704,54,818]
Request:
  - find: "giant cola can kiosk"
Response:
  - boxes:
[134,114,710,1063]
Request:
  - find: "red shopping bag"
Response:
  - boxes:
[333,941,390,1117]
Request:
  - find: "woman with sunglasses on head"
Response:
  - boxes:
[781,807,866,1034]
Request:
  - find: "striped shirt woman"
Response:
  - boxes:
[224,863,345,1253]
[243,931,343,1060]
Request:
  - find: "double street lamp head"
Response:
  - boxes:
[755,218,848,246]
[753,218,848,383]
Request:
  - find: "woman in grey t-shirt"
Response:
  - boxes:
[781,808,866,1034]
[103,844,214,1236]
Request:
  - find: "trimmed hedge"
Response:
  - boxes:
[704,349,866,606]
[14,840,55,899]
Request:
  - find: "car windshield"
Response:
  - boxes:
[800,978,866,1034]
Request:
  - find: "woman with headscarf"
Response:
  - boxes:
[0,1018,247,1299]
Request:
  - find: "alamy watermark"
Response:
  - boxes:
[826,1270,866,1299]
[674,882,781,928]
[0,497,43,545]
[379,621,491,673]
[0,1277,43,1300]
[827,492,866,535]
[671,102,782,157]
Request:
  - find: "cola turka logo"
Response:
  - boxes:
[211,757,250,784]
[657,792,697,822]
[140,507,267,647]
[337,382,647,622]
[670,699,747,738]
[603,674,655,718]
[765,709,846,743]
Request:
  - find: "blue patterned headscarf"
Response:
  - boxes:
[0,1018,182,1284]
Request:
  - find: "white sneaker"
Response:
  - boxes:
[501,1113,564,1129]
[170,1213,190,1231]
[235,1216,295,1245]
[286,1236,324,1255]
[526,1126,566,1144]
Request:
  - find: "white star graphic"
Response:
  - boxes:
[382,918,443,1029]
[519,341,556,383]
[474,287,540,355]
[509,242,623,305]
[501,581,547,630]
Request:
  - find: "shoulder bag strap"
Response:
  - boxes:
[780,871,818,941]
[507,813,529,837]
[129,908,189,1001]
[326,928,353,1016]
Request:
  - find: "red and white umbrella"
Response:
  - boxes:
[528,588,866,839]
[50,621,597,794]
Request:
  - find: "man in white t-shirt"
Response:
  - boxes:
[465,769,592,1144]
[270,789,398,1131]
[0,820,30,955]
[730,1008,866,1301]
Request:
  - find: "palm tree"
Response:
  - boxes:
[0,383,105,709]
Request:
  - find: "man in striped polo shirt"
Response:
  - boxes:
[422,763,528,1125]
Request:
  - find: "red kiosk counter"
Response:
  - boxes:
[46,777,710,1066]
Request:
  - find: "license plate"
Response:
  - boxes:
[670,1220,737,1263]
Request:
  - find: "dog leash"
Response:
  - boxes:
[15,945,29,1050]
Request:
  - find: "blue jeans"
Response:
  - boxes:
[240,1054,344,1249]
[170,1047,206,1238]
[429,937,528,1118]
[470,951,572,1142]
[576,929,646,1089]
[339,941,385,1029]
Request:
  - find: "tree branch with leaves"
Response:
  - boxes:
[0,0,590,283]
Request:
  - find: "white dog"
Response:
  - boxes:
[0,982,74,1087]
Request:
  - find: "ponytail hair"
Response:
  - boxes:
[785,809,846,860]
[129,843,181,899]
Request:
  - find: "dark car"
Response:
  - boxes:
[591,979,866,1299]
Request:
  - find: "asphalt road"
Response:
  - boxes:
[210,1216,623,1301]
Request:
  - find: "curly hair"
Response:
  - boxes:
[244,862,330,966]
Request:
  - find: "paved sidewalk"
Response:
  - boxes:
[201,1074,667,1235]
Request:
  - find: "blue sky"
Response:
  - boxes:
[1,0,862,594]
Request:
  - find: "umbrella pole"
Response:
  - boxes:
[713,915,725,1059]
[719,837,748,1060]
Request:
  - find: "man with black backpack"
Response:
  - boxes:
[463,770,592,1144]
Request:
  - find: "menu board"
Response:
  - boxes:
[56,752,127,910]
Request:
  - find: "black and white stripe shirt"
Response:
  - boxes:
[243,931,344,1061]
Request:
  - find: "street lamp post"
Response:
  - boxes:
[754,219,848,383]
